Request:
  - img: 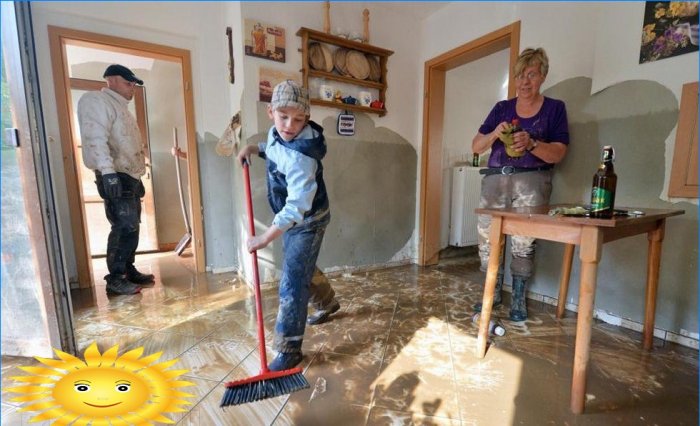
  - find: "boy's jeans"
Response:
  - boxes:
[273,211,334,353]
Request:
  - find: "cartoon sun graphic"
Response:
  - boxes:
[6,342,194,425]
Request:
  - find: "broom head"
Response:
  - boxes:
[220,367,309,406]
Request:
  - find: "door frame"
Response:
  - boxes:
[48,26,205,287]
[418,21,520,265]
[2,2,74,355]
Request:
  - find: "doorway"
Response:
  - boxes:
[48,26,205,288]
[418,21,520,265]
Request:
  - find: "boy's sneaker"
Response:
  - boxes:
[126,266,155,284]
[307,299,340,325]
[105,275,142,295]
[268,352,303,372]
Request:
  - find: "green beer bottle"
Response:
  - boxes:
[590,146,617,218]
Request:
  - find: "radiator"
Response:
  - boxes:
[449,166,482,247]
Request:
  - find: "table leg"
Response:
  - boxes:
[476,216,505,358]
[571,226,602,414]
[643,220,665,350]
[557,243,575,319]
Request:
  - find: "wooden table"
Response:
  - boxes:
[474,205,684,414]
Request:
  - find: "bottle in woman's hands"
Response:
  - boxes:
[501,118,525,158]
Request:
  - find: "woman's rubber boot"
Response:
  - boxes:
[473,273,504,313]
[509,275,528,321]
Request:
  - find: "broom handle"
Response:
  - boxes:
[242,162,270,372]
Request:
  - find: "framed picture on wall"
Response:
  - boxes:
[259,68,299,103]
[639,1,698,64]
[244,19,286,63]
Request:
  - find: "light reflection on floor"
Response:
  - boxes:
[2,250,697,425]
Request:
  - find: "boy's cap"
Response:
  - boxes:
[103,64,144,86]
[271,80,309,115]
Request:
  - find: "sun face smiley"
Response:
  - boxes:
[5,342,194,425]
[52,367,150,418]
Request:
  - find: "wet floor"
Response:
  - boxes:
[2,250,698,425]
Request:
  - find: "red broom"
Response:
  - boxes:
[220,162,309,406]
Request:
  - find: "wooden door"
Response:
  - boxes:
[69,78,159,256]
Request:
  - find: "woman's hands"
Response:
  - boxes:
[509,127,533,154]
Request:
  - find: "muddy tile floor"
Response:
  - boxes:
[2,251,698,425]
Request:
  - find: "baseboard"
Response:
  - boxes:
[323,259,413,277]
[209,266,237,274]
[502,285,700,351]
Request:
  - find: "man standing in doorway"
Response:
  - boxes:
[77,64,155,295]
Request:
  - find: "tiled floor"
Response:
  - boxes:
[2,250,698,425]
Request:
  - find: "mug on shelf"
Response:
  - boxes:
[319,85,334,101]
[358,91,372,106]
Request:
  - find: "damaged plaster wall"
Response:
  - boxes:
[233,103,417,283]
[540,77,698,336]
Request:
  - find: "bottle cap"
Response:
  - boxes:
[602,145,615,162]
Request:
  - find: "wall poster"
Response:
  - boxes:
[245,19,286,63]
[640,2,698,63]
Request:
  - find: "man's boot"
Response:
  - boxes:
[105,274,142,295]
[126,265,155,285]
[510,275,528,321]
[473,273,503,312]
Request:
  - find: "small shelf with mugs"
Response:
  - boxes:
[296,27,393,117]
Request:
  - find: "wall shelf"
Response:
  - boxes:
[310,98,387,116]
[297,27,393,117]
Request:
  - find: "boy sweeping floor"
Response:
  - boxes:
[236,80,340,371]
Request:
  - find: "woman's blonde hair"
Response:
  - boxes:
[514,48,549,78]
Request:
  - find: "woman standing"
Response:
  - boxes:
[472,48,569,321]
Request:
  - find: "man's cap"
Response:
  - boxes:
[270,80,309,115]
[103,64,144,86]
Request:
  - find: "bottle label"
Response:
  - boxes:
[590,187,613,212]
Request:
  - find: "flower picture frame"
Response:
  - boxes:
[640,1,699,64]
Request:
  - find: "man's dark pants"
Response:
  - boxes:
[96,172,144,276]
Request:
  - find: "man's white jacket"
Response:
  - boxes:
[77,88,146,179]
